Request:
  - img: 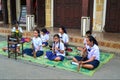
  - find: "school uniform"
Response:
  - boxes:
[46,41,65,61]
[23,37,43,57]
[75,44,100,69]
[58,33,69,48]
[41,34,49,46]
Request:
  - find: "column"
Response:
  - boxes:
[82,0,89,16]
[26,0,33,15]
[2,0,8,24]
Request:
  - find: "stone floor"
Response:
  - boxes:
[0,35,120,79]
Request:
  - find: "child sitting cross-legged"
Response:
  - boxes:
[72,36,100,70]
[40,28,50,47]
[23,28,44,58]
[45,34,65,61]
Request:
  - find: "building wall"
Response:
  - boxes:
[7,0,11,24]
[93,0,104,32]
[45,0,52,27]
[16,0,21,21]
[45,0,105,32]
[4,0,105,32]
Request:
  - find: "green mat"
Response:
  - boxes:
[0,41,114,76]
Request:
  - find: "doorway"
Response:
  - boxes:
[105,0,120,33]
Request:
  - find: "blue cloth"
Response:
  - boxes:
[74,56,100,69]
[46,51,64,61]
[9,44,17,48]
[23,48,43,57]
[42,42,48,46]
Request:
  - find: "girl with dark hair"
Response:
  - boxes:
[72,36,100,70]
[40,28,50,47]
[45,34,65,61]
[58,26,69,49]
[23,28,43,58]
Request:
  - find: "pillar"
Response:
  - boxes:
[26,0,33,15]
[82,0,89,16]
[2,0,8,24]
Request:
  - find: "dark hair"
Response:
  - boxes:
[59,26,67,34]
[34,28,40,37]
[86,30,92,35]
[13,20,19,25]
[87,36,98,45]
[53,34,60,49]
[41,28,49,34]
[53,34,60,38]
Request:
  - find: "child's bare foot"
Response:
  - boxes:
[2,47,8,52]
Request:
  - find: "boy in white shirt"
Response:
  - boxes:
[77,30,92,51]
[2,21,23,53]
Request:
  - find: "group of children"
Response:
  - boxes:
[3,22,100,70]
[23,26,69,61]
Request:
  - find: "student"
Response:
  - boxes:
[77,30,92,51]
[11,21,23,34]
[46,34,65,61]
[40,28,49,47]
[72,36,100,70]
[2,21,23,53]
[23,28,43,58]
[58,26,69,49]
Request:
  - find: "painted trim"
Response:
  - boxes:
[7,0,11,24]
[93,0,96,31]
[16,0,21,21]
[51,0,53,27]
[102,0,107,32]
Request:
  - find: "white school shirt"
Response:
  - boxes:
[86,44,100,61]
[12,26,23,33]
[52,42,65,56]
[40,34,49,42]
[32,37,43,52]
[58,33,69,43]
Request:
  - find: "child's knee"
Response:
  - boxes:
[54,57,61,61]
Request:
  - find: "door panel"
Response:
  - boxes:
[36,0,45,27]
[10,0,16,24]
[54,0,82,29]
[105,0,120,32]
[54,0,93,29]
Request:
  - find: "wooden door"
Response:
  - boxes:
[88,0,94,31]
[36,0,45,27]
[54,0,82,29]
[0,0,3,21]
[2,0,8,24]
[105,0,120,33]
[10,0,16,24]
